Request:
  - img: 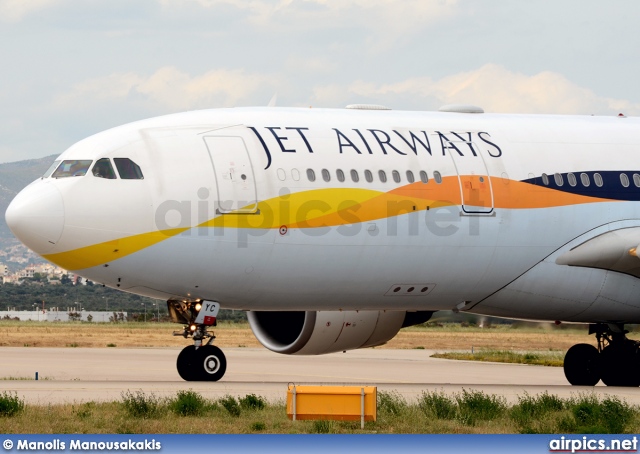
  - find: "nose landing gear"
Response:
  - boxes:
[168,299,227,382]
[175,331,227,381]
[563,323,640,387]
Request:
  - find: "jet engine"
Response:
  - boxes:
[247,310,433,355]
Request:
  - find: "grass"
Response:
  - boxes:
[0,376,51,380]
[121,390,164,419]
[0,321,262,349]
[431,349,565,367]
[1,389,640,433]
[0,320,626,350]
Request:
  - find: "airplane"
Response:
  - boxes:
[5,103,640,386]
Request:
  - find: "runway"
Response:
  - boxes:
[3,347,640,405]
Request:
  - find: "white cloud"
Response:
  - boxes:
[157,0,459,35]
[0,0,60,22]
[320,64,640,115]
[285,55,337,74]
[54,66,275,111]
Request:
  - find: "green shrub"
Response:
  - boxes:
[511,392,564,426]
[418,390,457,419]
[600,396,634,433]
[567,394,635,434]
[219,395,241,417]
[250,421,266,431]
[377,391,407,416]
[170,390,206,417]
[455,389,506,425]
[239,394,266,411]
[121,390,163,419]
[0,391,24,417]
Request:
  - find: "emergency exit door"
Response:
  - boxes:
[447,143,494,214]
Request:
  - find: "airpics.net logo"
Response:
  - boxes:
[155,187,488,248]
[549,436,638,453]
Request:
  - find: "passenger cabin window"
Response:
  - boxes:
[364,170,373,183]
[406,170,415,183]
[92,158,117,179]
[541,173,549,185]
[620,173,630,188]
[419,171,428,183]
[567,173,577,187]
[554,173,564,186]
[433,171,442,184]
[52,160,93,178]
[43,160,60,178]
[634,173,640,188]
[580,173,590,187]
[307,168,316,182]
[392,170,401,183]
[114,158,144,180]
[336,169,345,182]
[594,173,604,187]
[350,169,359,183]
[322,169,331,182]
[378,170,387,183]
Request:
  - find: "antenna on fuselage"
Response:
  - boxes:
[267,93,278,107]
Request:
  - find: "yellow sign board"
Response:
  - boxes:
[286,385,377,426]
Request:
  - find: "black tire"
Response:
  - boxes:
[177,345,197,381]
[563,343,600,386]
[195,345,227,381]
[600,343,640,387]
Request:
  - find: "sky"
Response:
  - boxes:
[1,0,640,163]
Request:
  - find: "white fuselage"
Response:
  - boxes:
[7,107,640,323]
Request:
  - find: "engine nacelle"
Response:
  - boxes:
[247,310,433,355]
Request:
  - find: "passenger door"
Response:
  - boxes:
[203,135,258,214]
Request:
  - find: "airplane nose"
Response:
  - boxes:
[5,182,65,254]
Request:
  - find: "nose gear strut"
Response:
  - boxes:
[168,299,227,381]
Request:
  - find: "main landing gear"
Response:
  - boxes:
[167,299,227,381]
[564,323,640,387]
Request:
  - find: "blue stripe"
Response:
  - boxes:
[521,171,640,201]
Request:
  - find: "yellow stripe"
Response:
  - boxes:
[43,178,616,271]
[43,228,188,271]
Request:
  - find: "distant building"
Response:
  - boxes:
[0,309,128,323]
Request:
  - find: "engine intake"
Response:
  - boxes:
[247,310,433,355]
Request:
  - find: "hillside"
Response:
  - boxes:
[0,155,57,269]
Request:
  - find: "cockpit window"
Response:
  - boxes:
[43,160,61,178]
[114,158,144,180]
[92,158,117,179]
[51,160,93,178]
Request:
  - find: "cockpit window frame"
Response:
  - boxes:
[43,160,61,178]
[114,158,144,180]
[51,160,93,179]
[92,158,117,180]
